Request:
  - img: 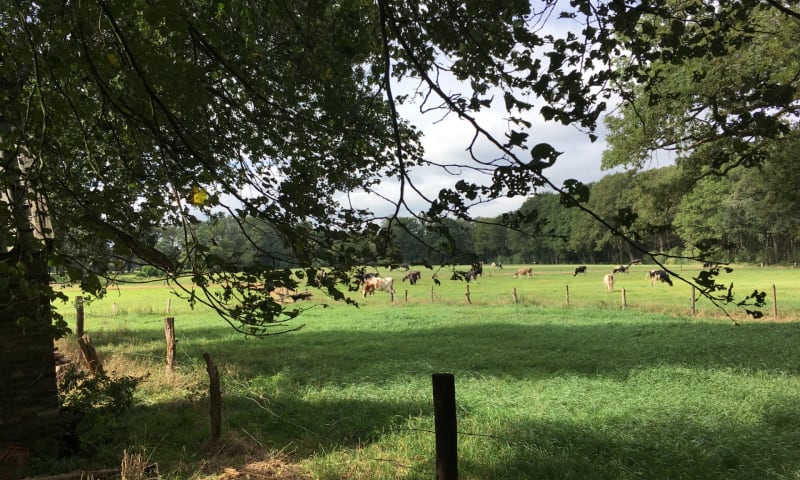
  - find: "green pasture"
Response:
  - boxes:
[59,263,800,321]
[40,265,800,479]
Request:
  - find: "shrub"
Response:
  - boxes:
[57,366,143,457]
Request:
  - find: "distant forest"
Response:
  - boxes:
[146,157,800,272]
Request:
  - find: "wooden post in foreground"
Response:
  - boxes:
[75,296,84,338]
[512,287,518,304]
[431,285,435,302]
[691,286,696,316]
[203,353,222,443]
[464,284,471,304]
[164,317,176,373]
[565,285,570,306]
[405,289,408,303]
[432,373,458,480]
[77,334,104,375]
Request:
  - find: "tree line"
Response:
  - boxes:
[147,132,800,272]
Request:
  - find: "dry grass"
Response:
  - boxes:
[196,434,311,480]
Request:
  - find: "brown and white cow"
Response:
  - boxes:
[362,276,395,297]
[513,267,533,277]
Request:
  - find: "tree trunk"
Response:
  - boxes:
[0,252,61,458]
[0,148,61,458]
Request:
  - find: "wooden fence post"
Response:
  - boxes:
[512,287,518,304]
[405,289,408,303]
[565,285,569,306]
[432,373,458,480]
[203,353,222,443]
[75,296,84,338]
[464,284,471,304]
[166,297,172,314]
[621,288,627,309]
[164,317,176,373]
[431,285,434,302]
[691,286,696,316]
[772,284,778,319]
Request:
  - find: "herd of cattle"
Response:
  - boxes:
[356,260,677,298]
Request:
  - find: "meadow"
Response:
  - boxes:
[37,264,800,479]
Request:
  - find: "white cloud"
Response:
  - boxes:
[353,91,619,219]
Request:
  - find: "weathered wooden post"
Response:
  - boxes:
[772,284,778,319]
[77,334,104,375]
[75,295,85,338]
[464,284,471,304]
[431,285,435,302]
[512,287,518,304]
[432,373,458,480]
[691,286,696,316]
[203,353,222,443]
[621,288,627,309]
[164,317,176,373]
[565,285,570,306]
[405,289,408,303]
[166,297,172,314]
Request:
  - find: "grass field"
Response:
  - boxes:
[36,264,800,479]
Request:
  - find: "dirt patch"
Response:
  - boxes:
[214,459,311,479]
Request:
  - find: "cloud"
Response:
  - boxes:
[354,95,618,219]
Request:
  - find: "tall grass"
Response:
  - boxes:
[38,266,800,479]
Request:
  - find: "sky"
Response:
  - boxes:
[344,94,623,220]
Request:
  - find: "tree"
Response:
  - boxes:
[4,0,797,456]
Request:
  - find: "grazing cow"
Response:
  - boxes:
[465,263,483,282]
[513,267,533,277]
[648,269,673,286]
[491,262,504,269]
[603,274,615,292]
[402,270,422,285]
[356,271,379,284]
[573,265,587,276]
[613,265,628,274]
[270,287,313,304]
[362,276,395,297]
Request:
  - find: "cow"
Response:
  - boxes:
[465,263,483,282]
[613,265,628,274]
[573,265,587,276]
[649,269,673,286]
[491,262,503,269]
[402,270,422,285]
[603,273,615,292]
[513,267,533,277]
[362,276,395,297]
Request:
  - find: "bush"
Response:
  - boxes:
[138,265,164,278]
[57,366,143,457]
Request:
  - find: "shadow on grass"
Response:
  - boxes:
[99,317,800,381]
[80,316,800,479]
